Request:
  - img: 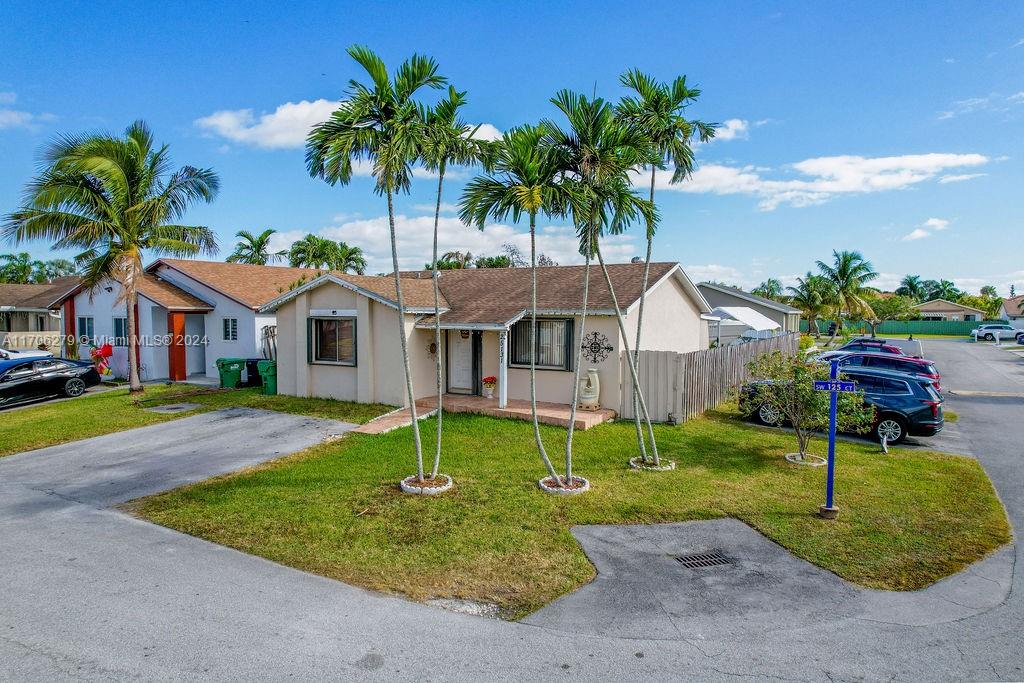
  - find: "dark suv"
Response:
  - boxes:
[742,367,943,444]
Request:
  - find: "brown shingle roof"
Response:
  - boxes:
[333,272,445,310]
[1002,295,1024,315]
[0,277,82,310]
[137,275,214,311]
[151,259,324,310]
[411,262,681,326]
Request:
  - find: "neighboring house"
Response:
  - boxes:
[0,277,81,350]
[49,260,320,381]
[707,306,782,345]
[697,282,803,333]
[260,262,711,410]
[913,298,986,322]
[997,296,1024,321]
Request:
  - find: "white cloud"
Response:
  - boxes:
[639,152,988,210]
[901,228,931,241]
[938,173,986,183]
[269,214,637,273]
[468,123,502,141]
[684,263,747,286]
[713,119,749,141]
[413,202,459,213]
[938,91,1024,119]
[901,217,951,241]
[0,92,55,131]
[1013,38,1024,48]
[195,99,340,149]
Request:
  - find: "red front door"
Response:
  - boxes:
[167,311,186,381]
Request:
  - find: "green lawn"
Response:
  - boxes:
[0,385,392,458]
[135,407,1011,619]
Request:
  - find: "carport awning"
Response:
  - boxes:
[711,306,781,332]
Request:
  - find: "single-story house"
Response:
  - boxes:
[697,282,802,332]
[49,260,320,381]
[259,262,712,411]
[913,298,986,322]
[707,306,782,345]
[997,296,1024,321]
[0,277,81,350]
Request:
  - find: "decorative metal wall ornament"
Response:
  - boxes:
[581,331,613,363]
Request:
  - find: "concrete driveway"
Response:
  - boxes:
[2,342,1023,681]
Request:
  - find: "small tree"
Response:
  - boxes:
[743,352,874,460]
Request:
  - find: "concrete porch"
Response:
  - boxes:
[351,393,616,435]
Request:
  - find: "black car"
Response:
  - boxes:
[0,358,102,408]
[742,367,943,444]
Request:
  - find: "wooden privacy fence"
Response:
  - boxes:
[619,333,800,423]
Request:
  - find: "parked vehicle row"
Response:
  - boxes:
[741,335,946,445]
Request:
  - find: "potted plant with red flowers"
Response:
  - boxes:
[482,376,497,399]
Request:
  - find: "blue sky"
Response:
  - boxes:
[2,1,1022,294]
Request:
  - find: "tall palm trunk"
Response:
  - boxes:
[564,247,593,484]
[529,211,560,484]
[125,282,143,393]
[596,245,659,464]
[429,166,445,479]
[387,189,424,481]
[630,164,657,462]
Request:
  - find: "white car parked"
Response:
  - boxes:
[970,323,1020,342]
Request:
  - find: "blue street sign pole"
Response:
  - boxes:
[819,360,840,519]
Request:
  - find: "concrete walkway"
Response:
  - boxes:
[1,341,1023,681]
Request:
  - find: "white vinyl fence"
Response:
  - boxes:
[619,333,800,423]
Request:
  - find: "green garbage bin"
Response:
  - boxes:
[257,359,277,395]
[216,357,245,389]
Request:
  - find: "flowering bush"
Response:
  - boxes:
[482,376,497,388]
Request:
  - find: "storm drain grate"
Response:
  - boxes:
[675,550,732,569]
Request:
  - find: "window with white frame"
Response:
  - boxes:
[222,317,238,342]
[310,317,356,365]
[112,317,128,346]
[509,318,573,370]
[77,316,95,343]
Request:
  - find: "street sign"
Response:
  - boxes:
[814,380,855,392]
[816,361,847,519]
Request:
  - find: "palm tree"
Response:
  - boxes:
[980,285,998,299]
[334,241,368,274]
[288,234,338,269]
[227,229,285,265]
[615,71,713,464]
[3,121,219,392]
[307,45,444,485]
[420,86,488,480]
[752,278,784,301]
[815,250,879,340]
[440,250,473,268]
[33,258,77,282]
[787,273,833,336]
[544,91,660,473]
[0,252,35,283]
[930,279,960,301]
[460,124,567,487]
[896,274,925,302]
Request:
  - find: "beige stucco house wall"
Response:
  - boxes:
[268,263,710,411]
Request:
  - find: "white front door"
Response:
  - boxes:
[448,330,474,393]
